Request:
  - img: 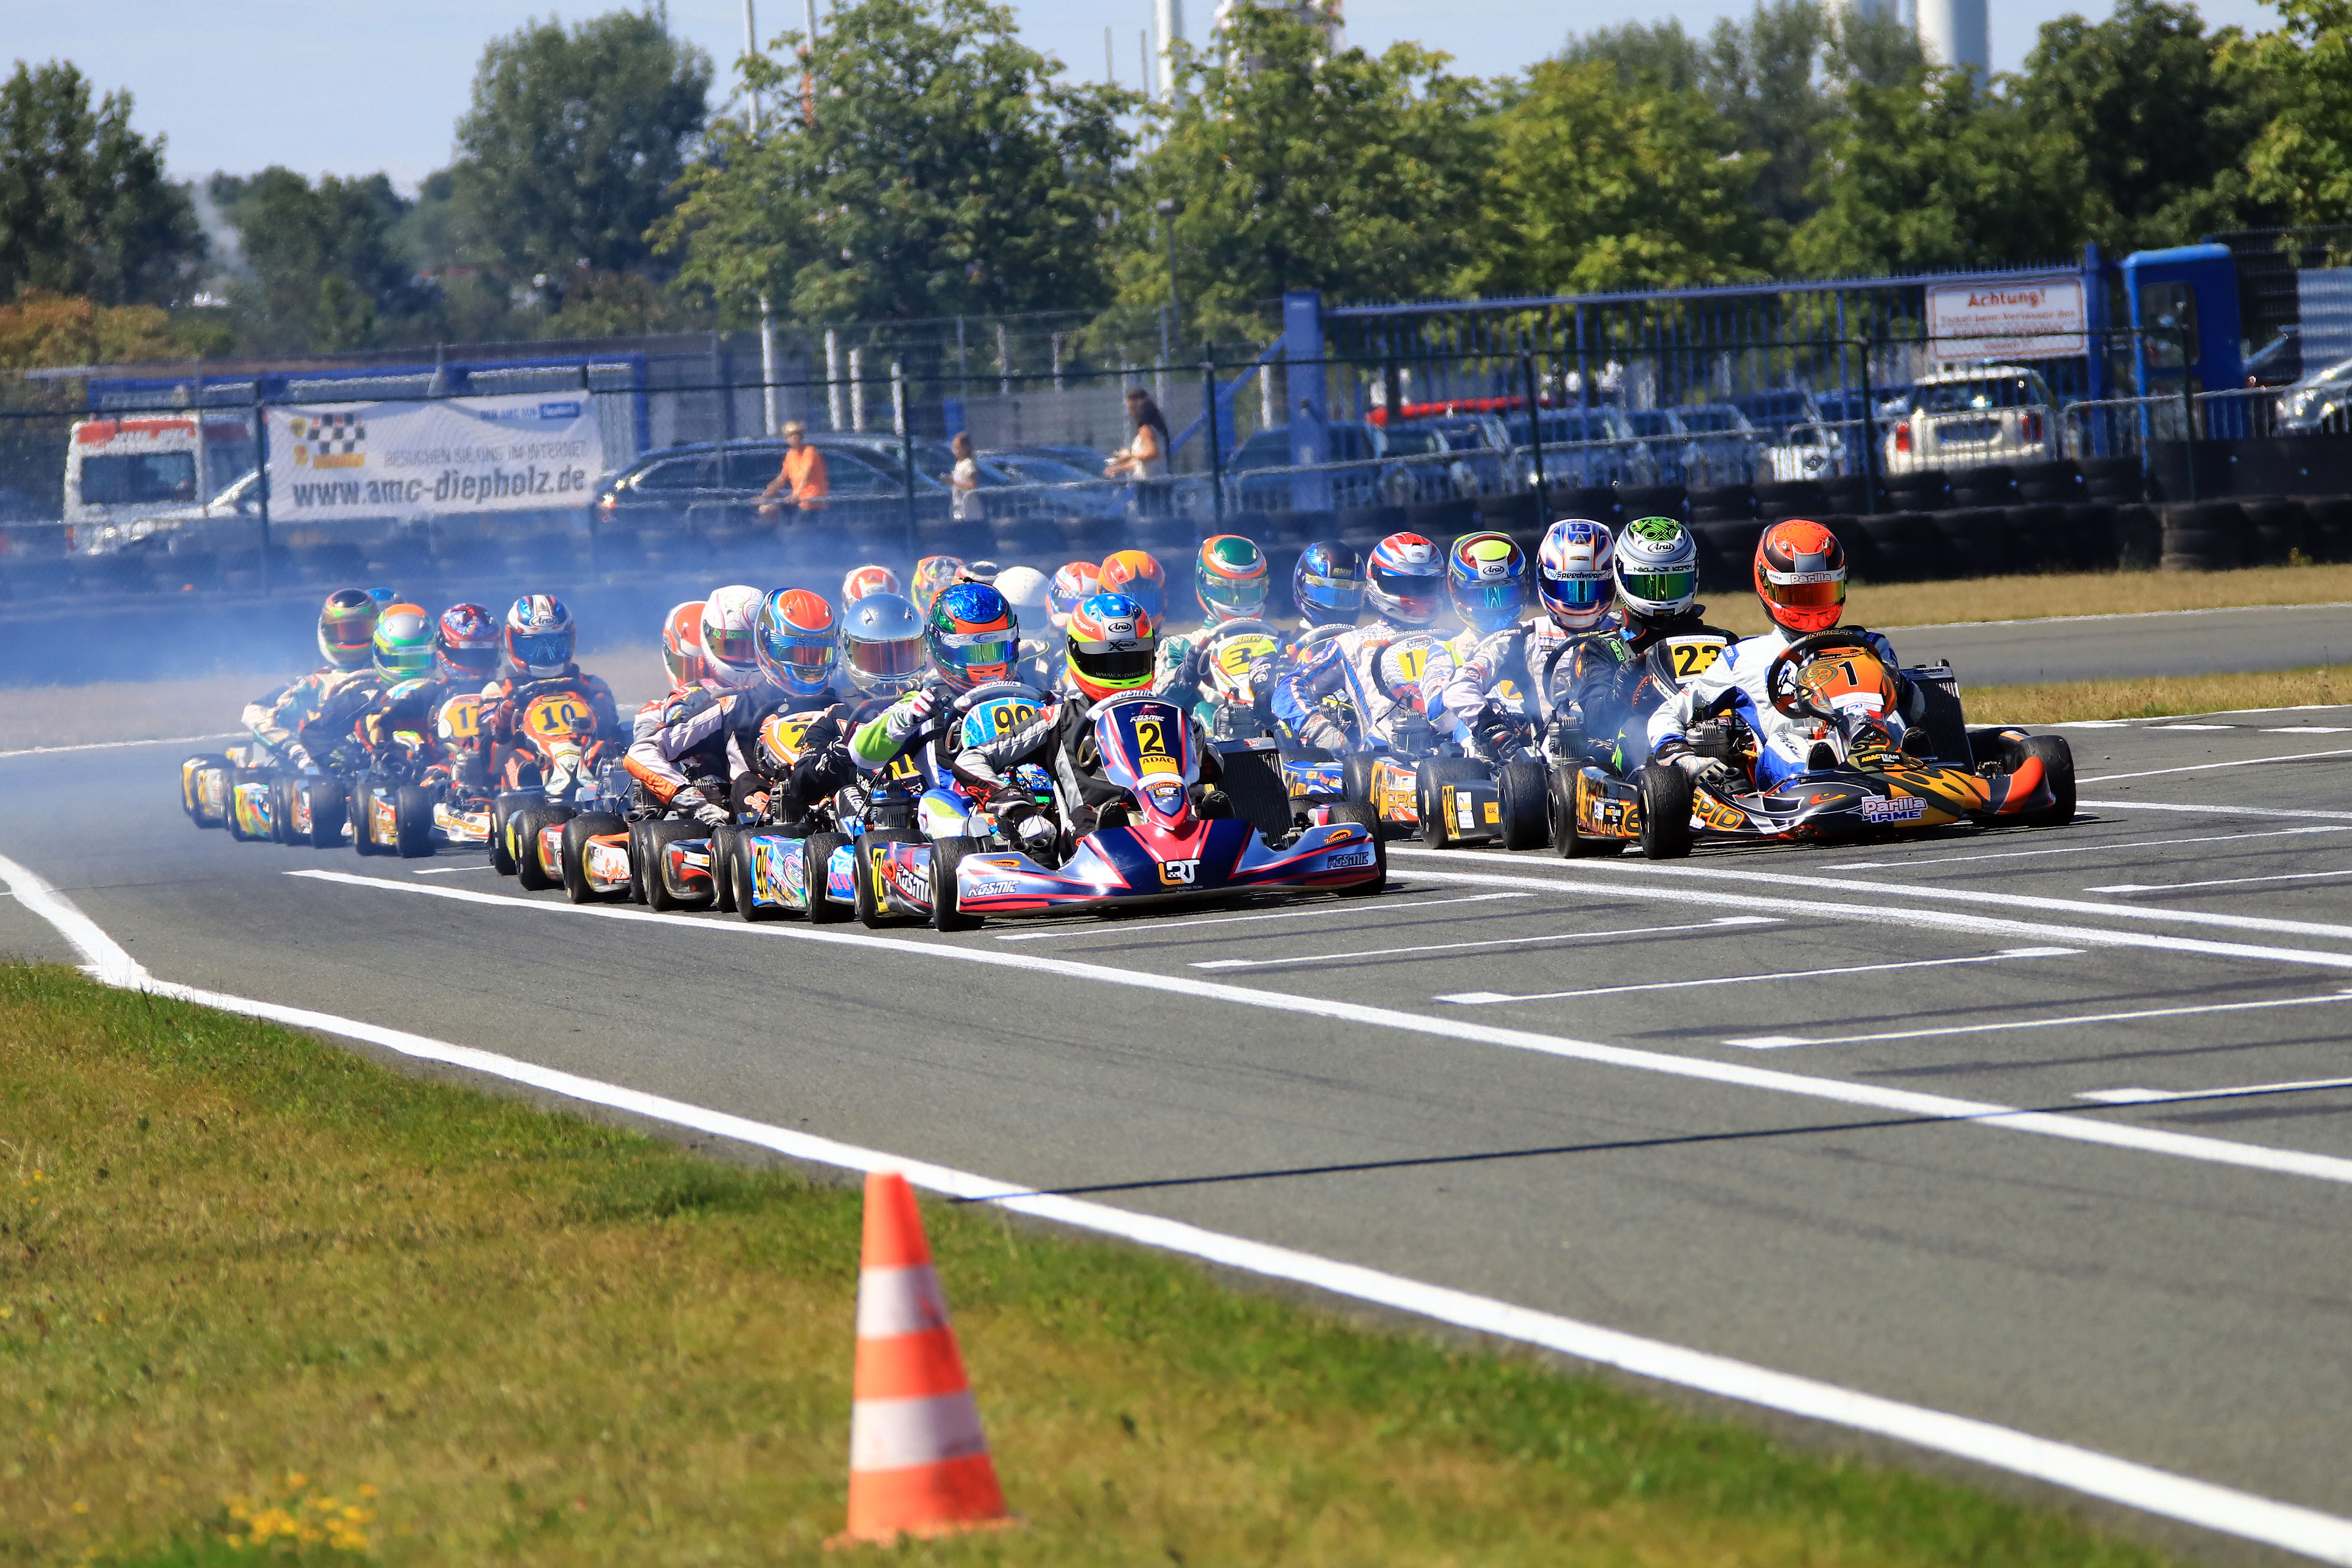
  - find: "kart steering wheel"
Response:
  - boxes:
[1765,631,1889,721]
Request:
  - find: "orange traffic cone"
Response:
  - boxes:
[826,1171,1015,1549]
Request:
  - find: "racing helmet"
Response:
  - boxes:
[1537,518,1616,633]
[911,555,965,613]
[504,594,576,679]
[1754,518,1847,635]
[926,581,1019,692]
[373,602,433,678]
[838,592,926,696]
[1047,561,1103,631]
[433,603,500,682]
[754,588,839,697]
[1064,592,1156,703]
[1098,549,1166,631]
[1195,534,1270,625]
[316,589,379,671]
[661,600,707,687]
[841,564,901,603]
[995,565,1050,622]
[1446,531,1527,635]
[959,559,1001,585]
[700,584,765,691]
[1366,533,1442,626]
[1292,541,1364,628]
[1615,515,1701,628]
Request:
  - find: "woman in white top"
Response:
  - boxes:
[1105,387,1170,480]
[946,430,986,524]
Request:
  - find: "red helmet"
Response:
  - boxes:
[434,603,500,682]
[1753,519,1847,635]
[662,599,707,688]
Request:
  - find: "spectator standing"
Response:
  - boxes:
[757,420,829,517]
[1106,387,1172,517]
[945,430,986,524]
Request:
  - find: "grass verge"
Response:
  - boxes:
[1708,560,2352,636]
[1972,664,2352,725]
[0,962,2177,1567]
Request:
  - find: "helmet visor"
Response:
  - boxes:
[1072,642,1155,688]
[707,626,754,667]
[439,643,499,679]
[1297,572,1364,615]
[1201,575,1268,614]
[935,629,1018,668]
[1544,573,1610,611]
[759,630,836,672]
[1371,560,1440,600]
[1619,566,1697,606]
[511,630,573,669]
[1763,573,1846,610]
[1112,579,1163,622]
[847,635,924,681]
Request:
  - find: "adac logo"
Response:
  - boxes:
[288,411,365,470]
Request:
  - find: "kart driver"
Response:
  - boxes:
[239,589,380,772]
[479,594,622,794]
[1271,531,1448,755]
[1154,534,1273,704]
[1645,518,1900,790]
[624,586,768,828]
[847,581,1025,777]
[293,600,433,775]
[1422,531,1539,762]
[1288,541,1364,656]
[356,603,502,784]
[1545,517,1741,774]
[749,591,929,828]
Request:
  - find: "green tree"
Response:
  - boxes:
[1559,19,1703,91]
[1471,60,1764,295]
[0,60,204,305]
[449,8,710,285]
[656,0,1131,326]
[1791,67,2091,275]
[2241,0,2352,225]
[210,169,433,352]
[1116,6,1488,338]
[2019,0,2278,254]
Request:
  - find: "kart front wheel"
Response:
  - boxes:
[852,830,925,928]
[640,819,709,912]
[488,792,533,876]
[1327,802,1388,897]
[1414,758,1487,847]
[2000,733,2076,828]
[1550,765,1596,858]
[351,776,390,858]
[1496,759,1549,852]
[930,835,986,933]
[803,831,852,923]
[561,812,625,904]
[394,784,433,858]
[181,754,231,828]
[732,834,778,923]
[1635,764,1694,860]
[514,804,572,891]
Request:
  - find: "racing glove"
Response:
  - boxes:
[1470,703,1523,760]
[671,785,731,829]
[881,689,936,745]
[1654,737,1735,791]
[285,741,318,773]
[1293,712,1351,753]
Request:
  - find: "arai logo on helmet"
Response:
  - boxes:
[1628,515,1682,544]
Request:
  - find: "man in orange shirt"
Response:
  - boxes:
[757,420,828,517]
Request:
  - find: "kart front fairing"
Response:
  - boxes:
[1693,748,2054,839]
[954,814,1380,916]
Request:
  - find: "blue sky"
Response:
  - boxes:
[14,0,2287,191]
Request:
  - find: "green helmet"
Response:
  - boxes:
[316,588,379,671]
[372,602,434,678]
[1614,515,1700,625]
[1195,533,1270,625]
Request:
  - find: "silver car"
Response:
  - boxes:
[1882,366,2059,473]
[2275,355,2352,435]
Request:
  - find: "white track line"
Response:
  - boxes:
[1830,824,2352,871]
[2080,746,2352,784]
[2089,868,2352,896]
[991,890,1524,940]
[1392,846,2352,948]
[2080,798,2352,823]
[1724,991,2352,1051]
[1436,947,2080,1007]
[0,731,239,760]
[1192,915,1772,970]
[280,866,2352,1193]
[413,863,500,875]
[3,859,2350,1560]
[2080,1076,2352,1106]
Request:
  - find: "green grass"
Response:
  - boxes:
[0,962,2179,1566]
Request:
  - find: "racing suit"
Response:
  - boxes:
[1543,609,1742,774]
[239,667,373,771]
[1644,624,1901,789]
[358,675,489,789]
[479,665,622,793]
[1422,621,1559,762]
[624,685,764,827]
[1270,621,1449,754]
[940,691,1224,838]
[291,670,391,776]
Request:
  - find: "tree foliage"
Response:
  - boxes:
[657,0,1130,329]
[0,61,204,306]
[2242,0,2352,226]
[210,170,432,352]
[448,8,711,284]
[0,288,223,369]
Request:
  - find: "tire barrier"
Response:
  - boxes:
[1689,484,1757,522]
[1756,479,1827,519]
[2014,459,2084,505]
[1946,465,2018,509]
[2079,455,2147,504]
[1615,484,1688,522]
[2241,498,2309,567]
[2160,501,2244,573]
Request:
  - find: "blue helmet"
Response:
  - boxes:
[1537,518,1617,632]
[926,581,1019,692]
[1447,531,1528,635]
[1291,541,1364,628]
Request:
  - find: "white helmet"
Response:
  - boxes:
[994,565,1050,619]
[841,563,901,602]
[700,584,764,690]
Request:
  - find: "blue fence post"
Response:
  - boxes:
[1283,289,1328,512]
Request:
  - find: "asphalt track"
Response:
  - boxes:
[10,710,2352,1561]
[1887,602,2352,685]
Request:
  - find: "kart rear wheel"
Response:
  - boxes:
[803,831,852,923]
[1998,733,2076,828]
[1414,758,1487,847]
[1497,759,1548,852]
[514,804,571,891]
[1327,802,1388,896]
[561,812,625,904]
[1636,763,1695,860]
[710,825,743,913]
[930,835,986,932]
[640,819,709,912]
[269,776,302,845]
[1550,765,1596,858]
[393,784,433,858]
[1341,752,1380,808]
[852,829,925,928]
[181,754,231,828]
[351,776,390,857]
[488,792,533,876]
[732,835,779,922]
[625,821,654,904]
[226,768,270,842]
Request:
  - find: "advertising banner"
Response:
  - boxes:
[265,392,603,521]
[1924,276,2087,362]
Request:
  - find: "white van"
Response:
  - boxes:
[64,415,257,538]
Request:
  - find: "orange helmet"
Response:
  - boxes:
[1754,519,1847,635]
[661,599,707,687]
[912,555,964,613]
[1099,548,1165,631]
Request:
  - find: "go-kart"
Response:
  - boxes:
[485,688,626,894]
[1554,631,2076,860]
[1410,708,1552,853]
[932,691,1386,932]
[1190,619,1283,742]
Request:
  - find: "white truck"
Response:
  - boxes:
[64,414,258,558]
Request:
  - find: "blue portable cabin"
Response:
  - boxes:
[2122,244,2246,436]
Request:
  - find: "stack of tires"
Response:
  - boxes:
[2159,501,2242,571]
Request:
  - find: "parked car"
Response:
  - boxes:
[71,468,263,558]
[590,439,944,536]
[1730,388,1820,442]
[998,442,1115,474]
[1675,403,1764,486]
[1421,414,1513,495]
[1814,386,1912,475]
[2275,354,2352,435]
[1226,421,1409,511]
[1502,408,1655,488]
[1370,419,1498,501]
[1761,422,1845,483]
[1881,366,2059,474]
[1622,409,1693,484]
[974,450,1128,522]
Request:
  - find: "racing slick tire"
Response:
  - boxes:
[269,775,302,845]
[181,754,232,828]
[852,829,925,928]
[561,812,625,904]
[300,776,349,850]
[226,767,270,842]
[1979,731,2077,828]
[351,776,390,857]
[1327,802,1388,896]
[731,834,779,923]
[1497,759,1549,852]
[639,818,710,912]
[394,784,435,858]
[1549,765,1598,858]
[1413,758,1489,847]
[930,835,988,932]
[1342,752,1381,809]
[803,831,853,923]
[710,825,743,913]
[1635,763,1695,860]
[514,803,573,891]
[488,792,534,876]
[625,821,655,904]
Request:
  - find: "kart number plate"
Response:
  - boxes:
[1665,638,1728,681]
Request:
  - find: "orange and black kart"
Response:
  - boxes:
[1554,631,2076,860]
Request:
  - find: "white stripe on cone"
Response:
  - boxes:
[849,1390,992,1471]
[855,1263,952,1338]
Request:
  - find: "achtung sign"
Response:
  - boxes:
[1924,276,2087,362]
